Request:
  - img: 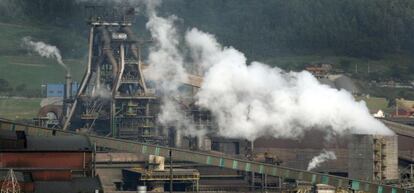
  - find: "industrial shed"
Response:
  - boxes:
[0,131,101,193]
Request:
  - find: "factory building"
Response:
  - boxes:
[14,7,413,193]
[44,82,79,98]
[0,130,102,193]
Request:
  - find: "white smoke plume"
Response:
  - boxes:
[76,1,394,141]
[186,29,393,140]
[92,84,112,99]
[22,36,69,73]
[307,150,337,171]
[138,2,393,141]
[142,3,205,137]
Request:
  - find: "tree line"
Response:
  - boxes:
[2,0,414,60]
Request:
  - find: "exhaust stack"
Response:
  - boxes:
[64,72,72,118]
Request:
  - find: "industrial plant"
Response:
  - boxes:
[1,5,414,193]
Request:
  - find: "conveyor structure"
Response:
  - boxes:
[0,118,412,193]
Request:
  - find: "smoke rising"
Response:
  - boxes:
[143,4,206,138]
[139,2,394,141]
[92,84,112,99]
[73,1,394,141]
[21,36,69,73]
[307,150,337,171]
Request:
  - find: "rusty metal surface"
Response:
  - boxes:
[0,118,411,193]
[0,152,92,170]
[31,170,72,181]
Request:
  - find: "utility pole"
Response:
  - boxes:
[169,149,173,193]
[251,140,255,191]
[92,142,96,176]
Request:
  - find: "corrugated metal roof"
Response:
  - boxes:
[25,135,91,151]
[0,130,18,140]
[0,133,91,152]
[34,177,102,193]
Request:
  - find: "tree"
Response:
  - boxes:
[0,79,12,92]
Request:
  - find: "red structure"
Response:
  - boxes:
[0,131,100,193]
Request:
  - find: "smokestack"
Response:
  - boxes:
[64,72,72,117]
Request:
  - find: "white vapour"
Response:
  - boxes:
[93,1,394,141]
[307,150,337,171]
[22,36,69,73]
[145,13,187,93]
[92,84,112,99]
[143,5,205,138]
[185,29,393,140]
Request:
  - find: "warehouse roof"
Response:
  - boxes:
[0,131,91,152]
[34,177,101,193]
[25,135,91,152]
[0,130,20,140]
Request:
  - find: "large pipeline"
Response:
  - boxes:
[121,26,140,60]
[63,27,95,130]
[97,26,118,78]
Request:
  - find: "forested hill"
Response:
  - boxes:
[162,0,414,60]
[2,0,414,60]
[0,0,414,77]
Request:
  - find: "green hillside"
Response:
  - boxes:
[1,0,414,97]
[0,97,41,119]
[0,22,86,95]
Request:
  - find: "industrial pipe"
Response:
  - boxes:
[97,26,118,79]
[63,72,72,117]
[121,26,139,60]
[63,27,95,130]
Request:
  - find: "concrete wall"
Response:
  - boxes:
[348,135,375,181]
[348,135,398,181]
[382,135,399,180]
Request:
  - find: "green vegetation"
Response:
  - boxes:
[0,19,86,96]
[263,54,414,81]
[358,82,414,102]
[1,0,414,98]
[355,96,392,114]
[0,98,41,119]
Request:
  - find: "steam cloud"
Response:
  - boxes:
[22,36,69,73]
[71,0,394,141]
[138,1,394,141]
[307,150,337,171]
[188,29,394,140]
[143,4,204,138]
[92,84,112,99]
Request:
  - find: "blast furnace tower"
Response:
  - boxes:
[62,7,160,142]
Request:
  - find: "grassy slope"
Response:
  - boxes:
[0,22,86,120]
[0,22,86,90]
[0,97,41,119]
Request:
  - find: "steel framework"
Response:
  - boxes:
[0,118,412,193]
[0,169,20,193]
